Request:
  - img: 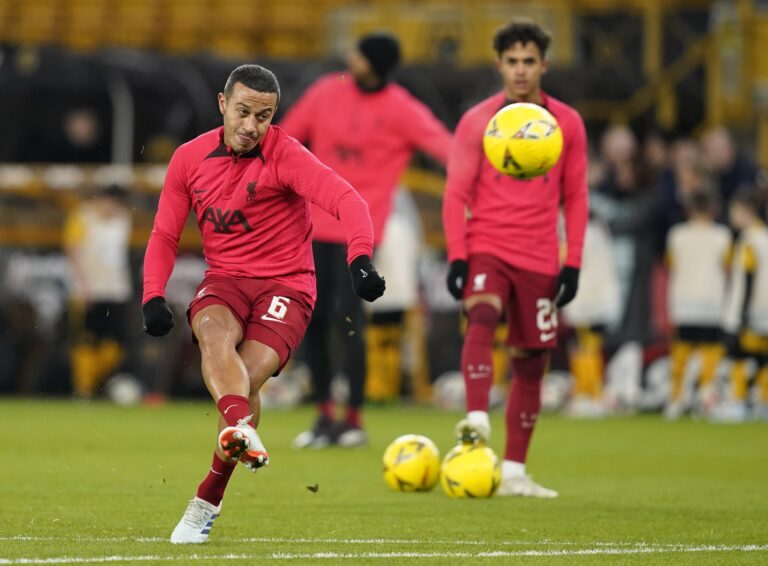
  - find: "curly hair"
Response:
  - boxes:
[493,18,552,58]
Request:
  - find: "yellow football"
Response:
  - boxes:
[383,434,441,492]
[483,102,563,179]
[440,442,501,498]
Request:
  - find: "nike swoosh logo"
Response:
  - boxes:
[360,269,368,278]
[261,314,287,324]
[222,404,237,415]
[540,331,556,342]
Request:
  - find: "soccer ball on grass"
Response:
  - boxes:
[440,442,501,498]
[382,434,441,492]
[483,102,563,179]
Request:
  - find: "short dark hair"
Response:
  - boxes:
[730,187,762,214]
[685,187,717,215]
[493,18,552,59]
[224,64,281,105]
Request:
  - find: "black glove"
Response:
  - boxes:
[350,255,386,302]
[446,260,469,300]
[142,296,175,337]
[555,266,580,308]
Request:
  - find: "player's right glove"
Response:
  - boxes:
[142,296,175,337]
[350,255,386,302]
[446,260,468,300]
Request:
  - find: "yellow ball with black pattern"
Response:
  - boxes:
[382,434,441,492]
[483,102,563,179]
[440,443,501,498]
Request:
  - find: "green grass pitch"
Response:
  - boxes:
[1,399,767,564]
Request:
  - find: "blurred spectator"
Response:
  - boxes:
[27,107,111,164]
[655,137,704,253]
[562,215,620,417]
[664,188,730,419]
[717,189,768,421]
[592,126,658,343]
[599,124,637,170]
[642,129,670,185]
[365,189,424,403]
[701,127,759,210]
[672,137,701,171]
[137,255,208,401]
[63,185,133,398]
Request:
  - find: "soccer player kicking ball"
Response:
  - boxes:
[141,64,385,543]
[443,19,588,497]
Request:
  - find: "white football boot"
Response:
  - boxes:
[663,399,686,421]
[454,411,491,444]
[567,395,608,419]
[497,474,559,498]
[292,415,335,449]
[332,421,369,447]
[218,415,269,471]
[710,401,748,423]
[170,497,222,544]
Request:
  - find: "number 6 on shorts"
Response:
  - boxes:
[262,296,291,322]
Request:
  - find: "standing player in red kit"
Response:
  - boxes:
[443,20,588,497]
[141,64,385,543]
[280,33,451,447]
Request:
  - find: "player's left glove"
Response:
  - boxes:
[446,260,469,300]
[350,255,386,302]
[555,266,580,308]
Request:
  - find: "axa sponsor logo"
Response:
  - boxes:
[203,207,253,233]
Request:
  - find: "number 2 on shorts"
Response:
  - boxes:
[536,298,557,332]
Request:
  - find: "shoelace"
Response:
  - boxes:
[182,499,214,529]
[227,415,268,457]
[236,414,254,427]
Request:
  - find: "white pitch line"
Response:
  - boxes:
[0,535,739,548]
[0,555,248,565]
[1,546,767,564]
[269,546,768,559]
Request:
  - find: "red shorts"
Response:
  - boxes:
[187,274,313,375]
[464,254,559,349]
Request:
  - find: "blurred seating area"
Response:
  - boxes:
[2,0,767,162]
[0,0,730,63]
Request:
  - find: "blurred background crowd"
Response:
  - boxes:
[1,0,767,422]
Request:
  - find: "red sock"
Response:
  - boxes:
[505,354,547,463]
[216,395,251,427]
[345,406,361,428]
[462,303,499,412]
[318,400,335,421]
[196,452,237,506]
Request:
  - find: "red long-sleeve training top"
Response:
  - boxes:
[443,91,589,275]
[279,73,451,244]
[142,126,374,304]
